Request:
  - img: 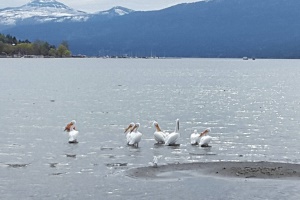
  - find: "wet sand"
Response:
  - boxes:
[127,161,300,180]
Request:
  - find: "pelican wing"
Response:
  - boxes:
[129,132,142,145]
[190,133,200,144]
[165,132,179,145]
[126,132,132,144]
[154,131,165,143]
[69,130,79,142]
[200,135,212,146]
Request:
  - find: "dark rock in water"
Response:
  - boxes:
[100,147,114,151]
[49,163,58,168]
[50,100,55,102]
[51,172,64,176]
[106,163,128,167]
[7,163,29,168]
[66,154,76,158]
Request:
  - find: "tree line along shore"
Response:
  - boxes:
[0,33,72,58]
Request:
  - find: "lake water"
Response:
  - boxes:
[0,58,300,199]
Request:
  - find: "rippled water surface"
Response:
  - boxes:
[1,58,300,199]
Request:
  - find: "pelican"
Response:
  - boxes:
[199,128,212,147]
[124,122,135,145]
[128,123,142,147]
[190,130,200,145]
[64,120,79,143]
[164,119,180,146]
[153,121,169,144]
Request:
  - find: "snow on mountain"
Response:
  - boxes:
[0,0,87,26]
[0,0,133,27]
[24,0,77,10]
[96,6,135,16]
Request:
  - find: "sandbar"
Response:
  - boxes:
[127,161,300,180]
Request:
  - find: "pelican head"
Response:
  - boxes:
[71,120,76,125]
[153,121,162,132]
[130,123,140,133]
[124,122,135,133]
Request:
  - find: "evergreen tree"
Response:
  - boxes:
[0,33,72,57]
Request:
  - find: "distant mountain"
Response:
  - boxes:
[2,0,300,58]
[94,6,134,17]
[0,0,86,27]
[0,0,134,29]
[87,6,135,22]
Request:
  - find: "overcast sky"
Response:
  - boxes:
[0,0,201,13]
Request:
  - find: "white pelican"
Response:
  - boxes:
[153,121,169,144]
[128,123,142,147]
[124,122,135,145]
[164,119,180,146]
[199,128,212,147]
[64,120,79,143]
[190,130,200,145]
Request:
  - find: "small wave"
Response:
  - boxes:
[106,163,128,167]
[50,172,65,176]
[189,153,217,156]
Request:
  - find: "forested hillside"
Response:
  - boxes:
[0,33,71,57]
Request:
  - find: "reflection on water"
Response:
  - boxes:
[1,58,300,199]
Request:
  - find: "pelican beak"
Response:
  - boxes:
[200,130,209,137]
[124,124,133,133]
[130,124,137,133]
[155,124,162,132]
[177,120,180,131]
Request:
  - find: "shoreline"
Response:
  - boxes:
[127,161,300,180]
